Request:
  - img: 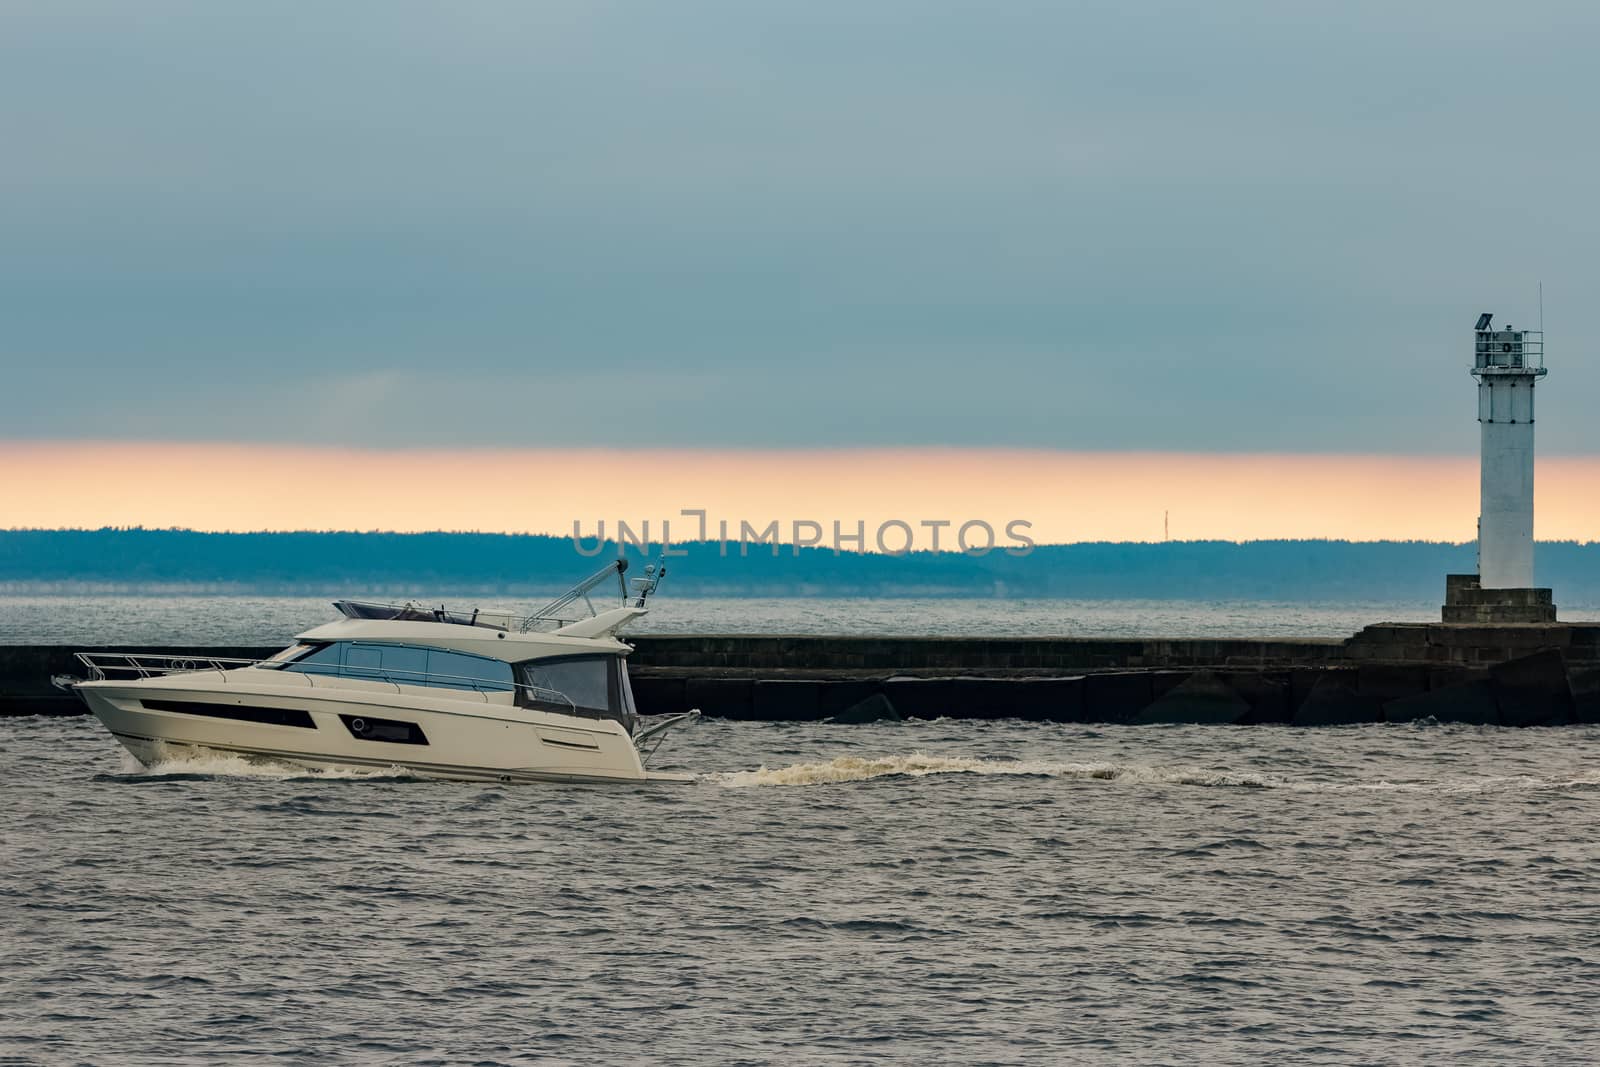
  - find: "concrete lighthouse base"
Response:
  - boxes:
[1442,573,1557,624]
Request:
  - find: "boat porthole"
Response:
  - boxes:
[498,775,512,783]
[350,718,366,733]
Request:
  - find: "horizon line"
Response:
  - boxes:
[8,442,1600,543]
[11,526,1593,550]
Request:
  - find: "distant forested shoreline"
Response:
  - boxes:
[6,528,1600,602]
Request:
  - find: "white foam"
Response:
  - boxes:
[124,744,410,781]
[1311,770,1600,795]
[710,753,1600,794]
[712,753,1279,789]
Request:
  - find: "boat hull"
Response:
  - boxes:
[77,671,656,784]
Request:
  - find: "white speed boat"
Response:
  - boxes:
[65,559,698,783]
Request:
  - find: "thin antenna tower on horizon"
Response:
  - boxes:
[1164,510,1169,542]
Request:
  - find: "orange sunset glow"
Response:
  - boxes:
[4,441,1599,544]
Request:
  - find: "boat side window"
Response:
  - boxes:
[281,641,513,692]
[261,643,318,666]
[425,648,516,692]
[346,643,429,684]
[281,643,342,675]
[516,655,618,716]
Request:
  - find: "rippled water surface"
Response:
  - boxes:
[0,594,1479,644]
[7,715,1600,1064]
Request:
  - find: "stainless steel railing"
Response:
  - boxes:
[333,600,583,632]
[75,652,261,680]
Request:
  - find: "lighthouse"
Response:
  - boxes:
[1442,312,1558,623]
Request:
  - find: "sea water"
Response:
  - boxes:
[0,594,1508,645]
[5,712,1600,1063]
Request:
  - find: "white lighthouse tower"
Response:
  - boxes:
[1443,312,1557,623]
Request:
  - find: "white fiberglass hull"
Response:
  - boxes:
[76,668,666,784]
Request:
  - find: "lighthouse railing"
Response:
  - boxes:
[1474,329,1543,372]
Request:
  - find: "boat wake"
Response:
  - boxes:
[99,747,1600,794]
[711,752,1600,794]
[712,754,1279,789]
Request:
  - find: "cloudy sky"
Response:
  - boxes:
[3,1,1597,536]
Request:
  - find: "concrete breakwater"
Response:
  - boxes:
[4,623,1599,726]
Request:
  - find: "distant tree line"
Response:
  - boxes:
[3,527,1599,602]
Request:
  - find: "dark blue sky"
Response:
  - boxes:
[3,1,1597,453]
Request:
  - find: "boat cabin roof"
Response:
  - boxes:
[295,616,633,664]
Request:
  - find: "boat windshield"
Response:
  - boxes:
[332,600,509,631]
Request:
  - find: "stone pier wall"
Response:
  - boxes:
[4,624,1597,726]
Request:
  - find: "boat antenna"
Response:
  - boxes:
[630,553,669,607]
